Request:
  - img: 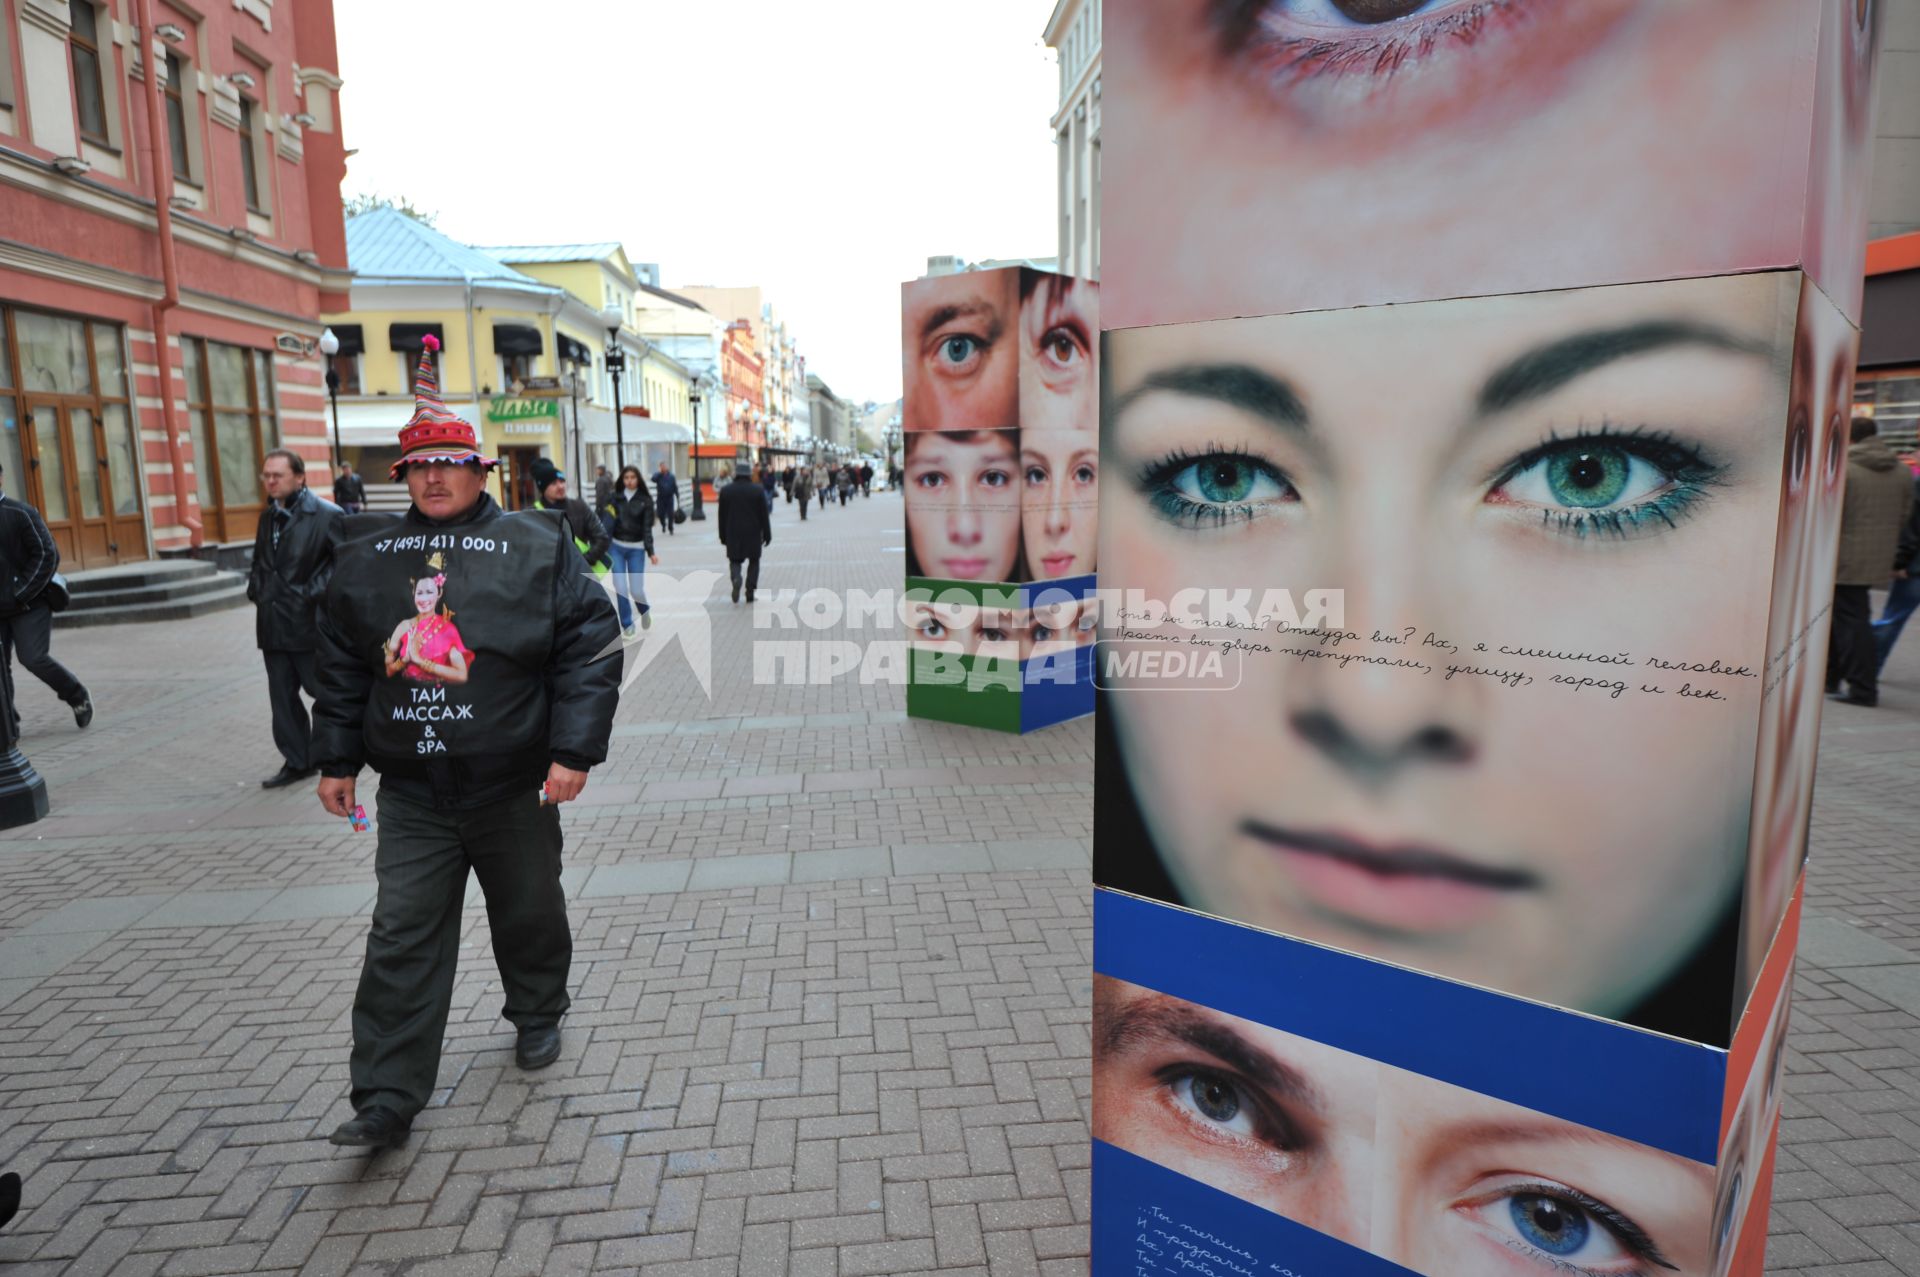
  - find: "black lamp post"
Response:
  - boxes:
[689,380,707,521]
[605,321,627,472]
[319,327,343,472]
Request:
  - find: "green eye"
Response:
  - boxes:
[1545,447,1630,509]
[1196,458,1261,504]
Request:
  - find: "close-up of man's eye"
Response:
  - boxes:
[935,333,986,374]
[1487,430,1722,541]
[979,467,1014,489]
[1458,1181,1672,1276]
[912,469,949,491]
[1165,1069,1266,1140]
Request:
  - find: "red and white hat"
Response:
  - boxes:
[389,334,497,479]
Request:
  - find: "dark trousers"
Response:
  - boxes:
[1828,584,1878,701]
[263,648,320,770]
[0,603,85,730]
[351,785,571,1121]
[729,552,761,597]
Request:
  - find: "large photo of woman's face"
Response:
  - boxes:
[1094,978,1716,1276]
[902,270,1019,431]
[1709,964,1793,1276]
[905,429,1025,583]
[1097,272,1797,1043]
[1103,0,1830,330]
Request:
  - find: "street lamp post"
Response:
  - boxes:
[319,327,343,474]
[604,318,627,472]
[690,379,707,521]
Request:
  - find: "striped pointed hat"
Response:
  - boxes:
[390,333,497,479]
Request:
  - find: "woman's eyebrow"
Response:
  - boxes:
[1101,997,1322,1110]
[1476,320,1774,416]
[1108,363,1310,434]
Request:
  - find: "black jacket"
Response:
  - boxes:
[653,470,679,506]
[718,476,772,560]
[534,495,611,568]
[1897,473,1920,574]
[311,494,621,808]
[248,486,343,652]
[602,485,656,552]
[334,471,368,507]
[0,493,59,617]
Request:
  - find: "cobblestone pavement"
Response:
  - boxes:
[0,486,1915,1275]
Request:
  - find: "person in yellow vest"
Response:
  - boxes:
[530,459,610,580]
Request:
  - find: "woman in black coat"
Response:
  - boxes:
[601,465,657,634]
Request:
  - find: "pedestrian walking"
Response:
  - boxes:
[531,459,612,578]
[334,461,367,514]
[761,464,778,512]
[793,464,814,520]
[653,461,679,535]
[313,334,619,1149]
[603,465,657,637]
[859,461,873,497]
[781,466,794,503]
[813,462,830,514]
[838,465,853,506]
[0,461,91,735]
[592,465,613,513]
[719,461,771,604]
[1828,417,1915,707]
[1873,458,1920,673]
[248,448,342,789]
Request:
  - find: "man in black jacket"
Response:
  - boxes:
[530,458,611,572]
[652,461,678,535]
[248,449,342,788]
[718,461,772,604]
[0,461,91,734]
[334,461,367,514]
[312,336,620,1149]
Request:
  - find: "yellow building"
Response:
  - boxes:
[480,244,695,482]
[322,209,610,510]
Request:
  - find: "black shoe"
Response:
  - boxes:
[0,1170,20,1230]
[327,1106,410,1148]
[71,697,93,729]
[731,581,741,603]
[1829,691,1878,707]
[516,1025,562,1070]
[261,765,317,790]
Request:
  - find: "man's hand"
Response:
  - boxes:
[649,554,659,567]
[545,762,588,805]
[318,775,356,818]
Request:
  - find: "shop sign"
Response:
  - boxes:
[486,397,558,432]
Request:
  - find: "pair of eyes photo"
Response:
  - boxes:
[1144,431,1710,537]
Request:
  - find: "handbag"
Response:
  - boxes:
[44,572,71,613]
[673,507,687,525]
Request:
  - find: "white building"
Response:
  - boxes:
[1044,0,1101,280]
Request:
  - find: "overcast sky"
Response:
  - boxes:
[334,0,1061,405]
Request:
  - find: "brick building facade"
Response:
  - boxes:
[0,0,349,566]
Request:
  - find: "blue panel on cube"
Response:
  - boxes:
[1021,645,1094,731]
[1094,1140,1419,1277]
[1094,889,1723,1163]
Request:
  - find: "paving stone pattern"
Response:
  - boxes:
[0,487,1915,1274]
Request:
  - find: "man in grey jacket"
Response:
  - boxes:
[1828,418,1915,707]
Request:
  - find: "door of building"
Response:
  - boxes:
[500,446,542,511]
[23,397,140,568]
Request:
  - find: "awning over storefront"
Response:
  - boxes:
[576,405,693,446]
[556,334,592,366]
[329,323,365,357]
[494,323,543,356]
[389,322,445,352]
[327,398,479,446]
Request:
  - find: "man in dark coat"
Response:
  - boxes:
[334,461,368,514]
[248,449,342,788]
[652,461,679,536]
[0,460,91,735]
[530,458,611,574]
[312,336,620,1149]
[1829,418,1916,707]
[719,461,772,604]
